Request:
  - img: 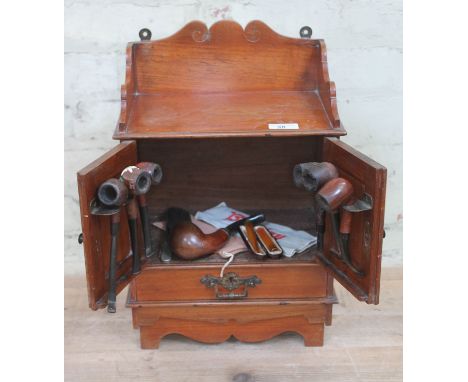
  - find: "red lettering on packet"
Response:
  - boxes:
[225,211,247,222]
[269,230,286,240]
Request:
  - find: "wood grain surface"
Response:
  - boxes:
[65,267,402,382]
[322,138,387,304]
[117,91,344,139]
[77,141,139,310]
[115,20,345,139]
[139,136,323,214]
[132,262,328,302]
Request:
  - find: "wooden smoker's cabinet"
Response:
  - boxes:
[77,21,386,348]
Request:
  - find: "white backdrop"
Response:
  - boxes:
[64,0,402,274]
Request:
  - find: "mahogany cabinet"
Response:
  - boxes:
[77,20,386,348]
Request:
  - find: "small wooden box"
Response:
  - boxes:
[77,20,386,348]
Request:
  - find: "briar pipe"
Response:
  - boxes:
[121,166,152,275]
[136,162,163,257]
[293,162,338,250]
[293,162,338,192]
[315,175,350,251]
[316,178,364,276]
[96,178,128,313]
[315,177,354,213]
[166,207,265,260]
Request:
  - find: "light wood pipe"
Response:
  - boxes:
[339,204,354,235]
[316,178,364,276]
[315,177,354,212]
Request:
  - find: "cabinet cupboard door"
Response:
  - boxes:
[321,138,387,304]
[77,141,138,310]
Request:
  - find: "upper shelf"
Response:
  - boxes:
[114,20,345,140]
[115,90,344,139]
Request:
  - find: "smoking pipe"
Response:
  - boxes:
[96,178,129,313]
[293,162,338,250]
[293,162,338,192]
[137,162,163,185]
[136,162,163,257]
[316,178,364,276]
[120,166,152,195]
[166,207,265,260]
[97,178,128,207]
[315,177,354,212]
[120,166,152,275]
[338,197,365,275]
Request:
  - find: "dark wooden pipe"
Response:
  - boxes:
[166,207,265,260]
[120,166,152,273]
[315,206,326,251]
[96,178,128,313]
[293,162,338,250]
[97,178,128,207]
[293,162,338,192]
[136,162,163,185]
[120,166,152,195]
[136,162,163,257]
[107,213,120,313]
[136,193,152,257]
[126,197,141,275]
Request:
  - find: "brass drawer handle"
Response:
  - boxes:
[200,272,261,300]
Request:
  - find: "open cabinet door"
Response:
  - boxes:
[77,141,138,310]
[321,138,387,304]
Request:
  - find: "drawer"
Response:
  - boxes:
[132,262,328,302]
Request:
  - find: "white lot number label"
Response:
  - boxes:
[268,123,299,130]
